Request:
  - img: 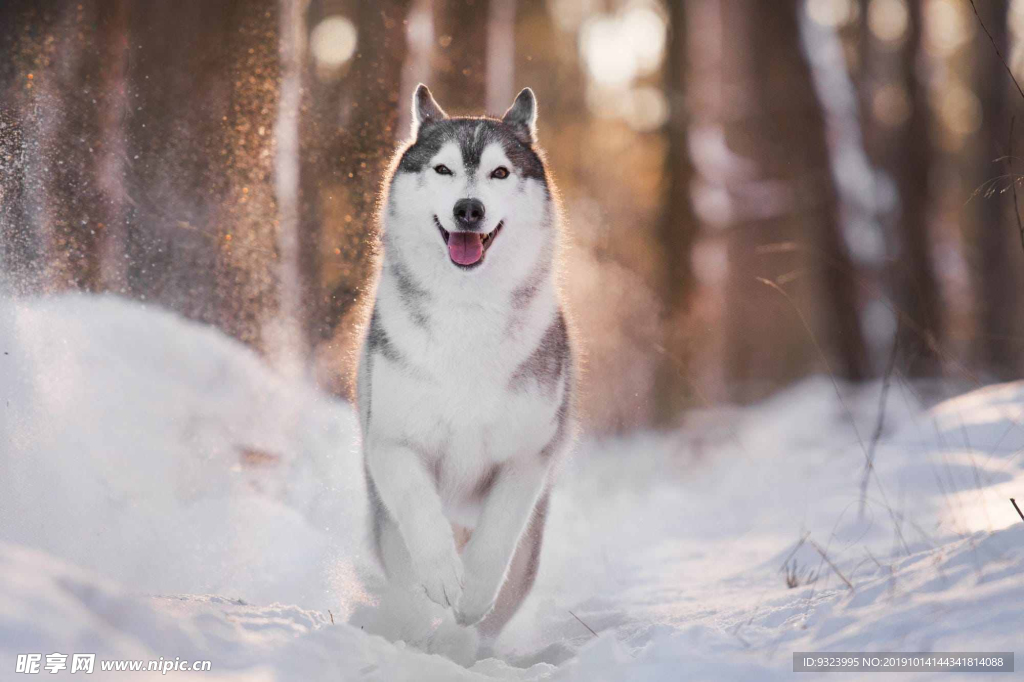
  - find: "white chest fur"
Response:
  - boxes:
[359,255,564,526]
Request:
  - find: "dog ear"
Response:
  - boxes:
[412,84,447,135]
[502,88,537,144]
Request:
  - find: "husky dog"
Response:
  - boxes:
[356,84,575,661]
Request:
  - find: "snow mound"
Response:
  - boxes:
[0,294,369,611]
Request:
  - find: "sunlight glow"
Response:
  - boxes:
[407,8,432,51]
[1013,0,1024,80]
[622,5,667,74]
[935,83,982,139]
[868,0,908,43]
[806,0,857,28]
[548,0,598,33]
[310,16,358,69]
[626,86,669,132]
[580,15,639,87]
[579,5,666,88]
[923,0,972,56]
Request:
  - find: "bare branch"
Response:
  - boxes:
[809,540,855,591]
[568,610,599,638]
[859,317,901,518]
[758,276,911,555]
[1009,117,1024,254]
[967,1,1024,105]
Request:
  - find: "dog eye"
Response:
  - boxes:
[491,166,510,180]
[433,164,453,176]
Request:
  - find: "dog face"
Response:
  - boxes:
[384,85,553,289]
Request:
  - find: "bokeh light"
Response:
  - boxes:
[935,82,982,145]
[310,16,358,70]
[806,0,857,28]
[580,14,640,88]
[626,85,668,132]
[923,0,972,56]
[868,0,909,43]
[621,5,667,75]
[578,3,667,130]
[548,0,598,33]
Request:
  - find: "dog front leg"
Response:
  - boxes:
[456,459,548,626]
[366,440,463,609]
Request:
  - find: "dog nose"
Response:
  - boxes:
[453,198,485,229]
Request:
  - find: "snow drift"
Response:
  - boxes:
[1,294,1022,680]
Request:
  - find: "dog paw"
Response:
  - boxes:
[427,618,480,667]
[455,584,497,627]
[415,547,464,609]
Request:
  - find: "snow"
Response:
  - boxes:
[2,294,1022,680]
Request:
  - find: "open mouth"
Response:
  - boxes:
[434,216,503,269]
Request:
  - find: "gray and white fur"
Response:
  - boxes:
[356,85,575,660]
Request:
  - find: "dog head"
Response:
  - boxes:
[383,85,554,290]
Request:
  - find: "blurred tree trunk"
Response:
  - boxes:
[271,0,311,377]
[795,4,872,383]
[123,1,233,323]
[317,1,409,363]
[398,0,435,134]
[856,0,872,105]
[722,0,867,401]
[94,0,130,293]
[431,0,487,112]
[0,2,132,295]
[486,0,517,114]
[298,0,345,353]
[0,1,43,291]
[22,5,90,292]
[653,0,701,425]
[889,0,942,376]
[124,1,280,349]
[970,0,1022,379]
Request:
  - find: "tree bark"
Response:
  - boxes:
[485,0,517,114]
[1,2,130,295]
[653,0,702,425]
[431,0,487,112]
[319,0,409,342]
[123,0,281,349]
[722,0,868,401]
[0,1,44,291]
[23,4,89,292]
[971,0,1021,379]
[271,0,311,377]
[796,3,872,382]
[398,0,435,138]
[890,0,943,376]
[94,0,130,294]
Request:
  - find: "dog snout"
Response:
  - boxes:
[453,198,485,229]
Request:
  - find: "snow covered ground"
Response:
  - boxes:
[1,294,1022,680]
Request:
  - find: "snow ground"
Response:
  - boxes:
[1,294,1022,680]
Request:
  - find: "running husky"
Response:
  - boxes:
[356,84,575,661]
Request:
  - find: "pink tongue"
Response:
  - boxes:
[447,232,484,265]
